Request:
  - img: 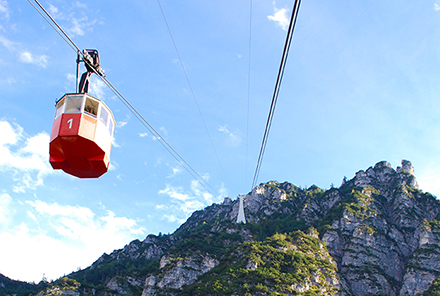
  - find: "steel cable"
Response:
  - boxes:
[156,0,231,192]
[28,0,221,197]
[245,0,253,190]
[251,0,302,189]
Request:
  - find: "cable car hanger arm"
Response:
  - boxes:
[77,49,105,94]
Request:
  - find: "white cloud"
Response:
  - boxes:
[0,200,145,282]
[160,184,192,202]
[171,166,181,176]
[148,127,168,142]
[0,193,12,224]
[158,177,222,223]
[0,223,65,282]
[417,167,440,198]
[166,165,182,178]
[117,121,128,128]
[0,0,9,19]
[163,214,183,223]
[0,11,48,69]
[69,17,96,37]
[108,162,117,171]
[0,120,21,145]
[139,126,168,142]
[48,4,59,17]
[69,18,84,36]
[0,36,48,69]
[19,51,48,68]
[435,1,440,11]
[117,115,129,128]
[2,77,16,84]
[27,210,37,222]
[218,125,241,147]
[48,3,96,37]
[159,126,168,137]
[89,76,106,100]
[0,34,16,51]
[268,5,290,31]
[190,179,215,204]
[26,200,95,222]
[218,183,228,198]
[73,1,88,9]
[66,73,76,82]
[0,120,53,192]
[116,173,123,181]
[20,132,51,160]
[111,137,121,148]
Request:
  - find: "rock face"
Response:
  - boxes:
[32,160,440,296]
[321,160,438,295]
[142,255,219,295]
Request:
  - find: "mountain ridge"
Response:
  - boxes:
[2,160,440,295]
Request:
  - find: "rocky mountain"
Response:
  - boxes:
[3,160,440,296]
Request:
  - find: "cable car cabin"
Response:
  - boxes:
[49,93,115,178]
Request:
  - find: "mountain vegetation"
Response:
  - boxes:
[0,274,48,296]
[2,160,440,295]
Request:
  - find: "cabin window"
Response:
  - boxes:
[108,117,114,137]
[99,106,109,126]
[54,97,65,119]
[84,98,98,116]
[64,96,83,113]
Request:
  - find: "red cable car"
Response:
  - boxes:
[49,50,115,178]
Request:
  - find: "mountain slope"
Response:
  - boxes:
[7,160,440,296]
[0,273,48,296]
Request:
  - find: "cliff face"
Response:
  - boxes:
[321,161,440,295]
[30,160,440,296]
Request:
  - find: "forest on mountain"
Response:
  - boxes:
[2,160,440,296]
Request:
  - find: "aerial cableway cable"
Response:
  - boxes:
[245,0,253,188]
[156,0,232,191]
[28,0,80,54]
[28,0,221,198]
[251,0,302,189]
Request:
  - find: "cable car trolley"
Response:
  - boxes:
[49,50,115,178]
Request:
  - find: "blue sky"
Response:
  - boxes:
[2,0,440,283]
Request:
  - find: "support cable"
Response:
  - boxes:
[251,0,301,189]
[101,76,220,196]
[156,0,231,191]
[29,0,220,197]
[245,0,253,188]
[28,0,79,53]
